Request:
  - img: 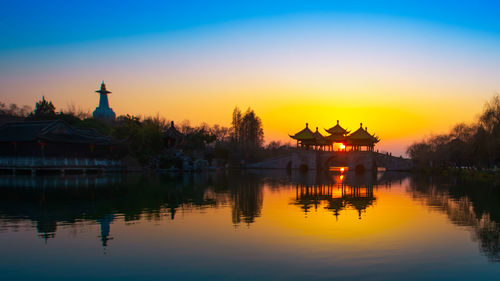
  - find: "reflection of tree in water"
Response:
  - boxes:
[0,173,219,247]
[0,171,268,246]
[225,172,263,225]
[410,175,500,262]
[230,183,262,225]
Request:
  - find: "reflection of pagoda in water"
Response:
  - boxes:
[292,175,376,219]
[97,214,114,248]
[36,218,57,243]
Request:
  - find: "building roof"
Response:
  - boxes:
[313,127,325,139]
[0,120,114,145]
[346,123,380,145]
[325,133,346,143]
[325,120,350,135]
[313,127,330,145]
[289,123,315,140]
[163,121,184,139]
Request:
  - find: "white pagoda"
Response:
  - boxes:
[92,81,116,121]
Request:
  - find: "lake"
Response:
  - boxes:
[0,171,500,280]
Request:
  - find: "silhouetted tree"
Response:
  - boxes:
[407,94,500,170]
[230,107,263,149]
[241,108,264,149]
[210,124,230,142]
[231,107,242,142]
[112,115,163,164]
[28,96,56,120]
[0,102,31,117]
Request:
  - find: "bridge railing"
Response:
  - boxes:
[0,157,122,168]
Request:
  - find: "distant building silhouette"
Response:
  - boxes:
[93,81,116,121]
[163,121,184,149]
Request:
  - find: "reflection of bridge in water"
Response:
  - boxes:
[294,181,375,219]
[291,172,404,219]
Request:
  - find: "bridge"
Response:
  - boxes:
[247,150,412,171]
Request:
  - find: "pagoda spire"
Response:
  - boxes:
[92,81,116,121]
[95,81,111,109]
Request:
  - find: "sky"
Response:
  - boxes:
[1,0,499,155]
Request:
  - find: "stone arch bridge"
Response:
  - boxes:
[247,150,412,171]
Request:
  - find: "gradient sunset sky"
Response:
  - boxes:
[1,0,499,155]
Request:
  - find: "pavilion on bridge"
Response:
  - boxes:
[289,121,379,151]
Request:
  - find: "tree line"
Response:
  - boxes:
[407,95,500,171]
[1,97,292,167]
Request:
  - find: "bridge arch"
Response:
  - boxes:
[354,164,366,173]
[324,154,349,171]
[298,163,309,172]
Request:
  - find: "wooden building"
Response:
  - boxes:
[312,127,331,151]
[345,123,380,151]
[289,121,380,151]
[163,121,184,149]
[325,120,350,151]
[289,123,315,149]
[0,120,119,158]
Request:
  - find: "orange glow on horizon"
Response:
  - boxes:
[0,15,498,158]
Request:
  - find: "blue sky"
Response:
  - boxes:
[1,0,499,155]
[1,0,499,50]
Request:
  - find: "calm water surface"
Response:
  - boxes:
[1,171,500,280]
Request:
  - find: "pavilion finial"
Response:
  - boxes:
[171,121,174,127]
[365,127,368,131]
[306,123,309,128]
[360,123,363,128]
[337,120,339,125]
[315,127,319,132]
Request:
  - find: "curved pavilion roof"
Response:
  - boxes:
[325,120,350,135]
[346,123,380,145]
[313,127,330,145]
[325,133,346,143]
[289,123,315,141]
